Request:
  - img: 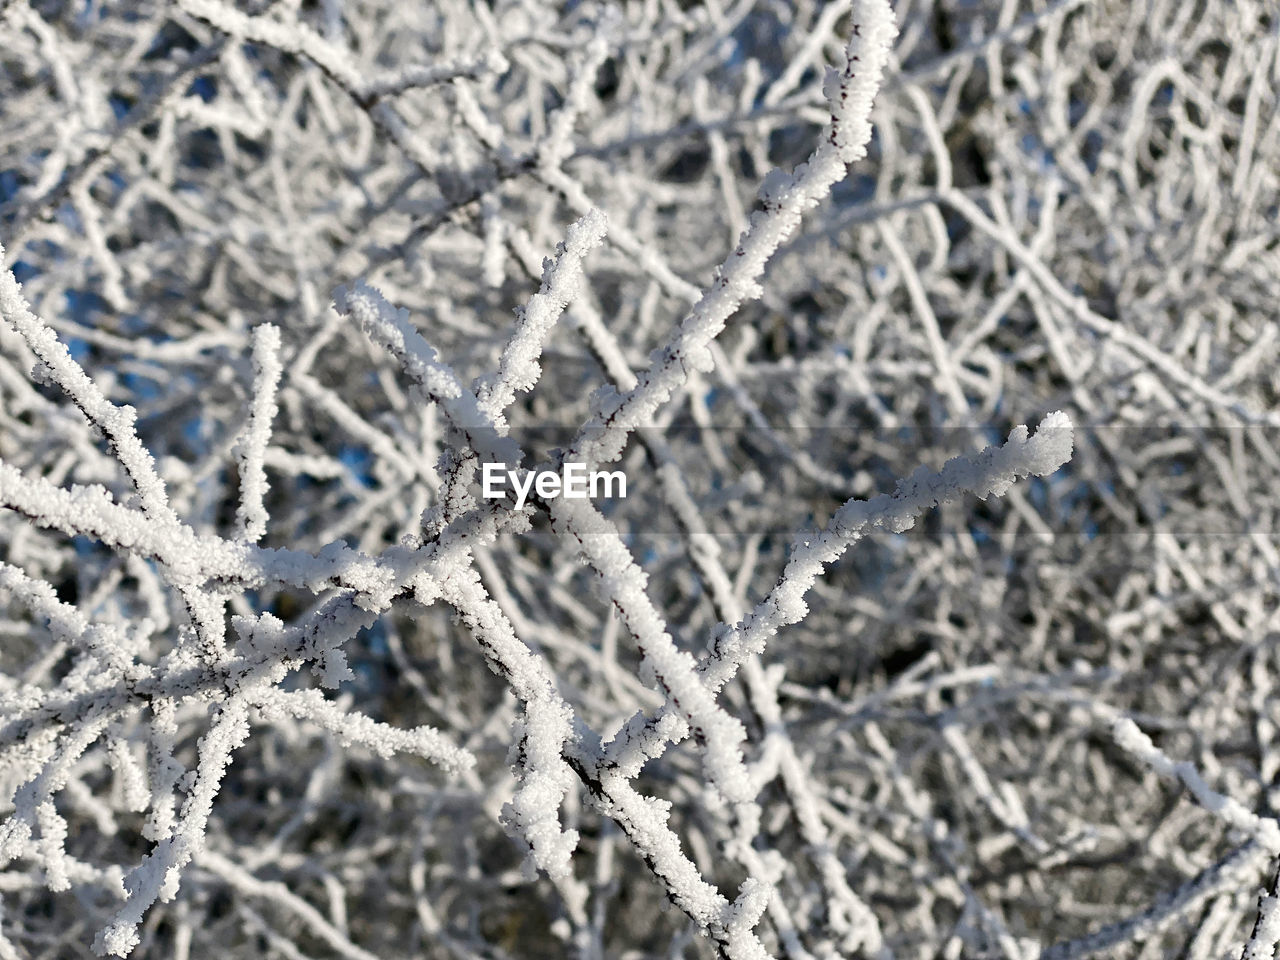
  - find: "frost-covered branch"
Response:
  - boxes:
[567,0,899,469]
[232,324,281,543]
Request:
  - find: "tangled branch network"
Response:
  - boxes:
[0,0,1277,957]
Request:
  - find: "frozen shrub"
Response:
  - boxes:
[0,0,1276,957]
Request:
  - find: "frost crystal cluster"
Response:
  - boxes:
[0,0,1276,958]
